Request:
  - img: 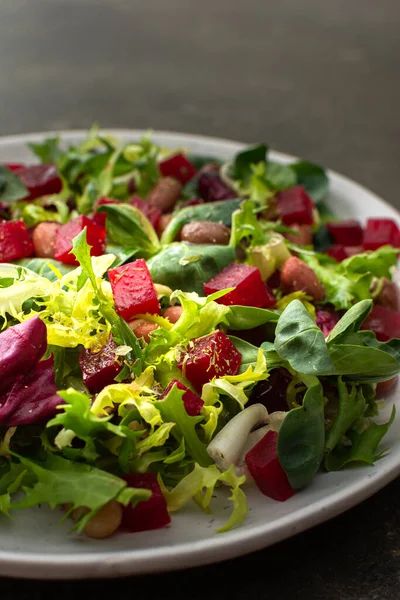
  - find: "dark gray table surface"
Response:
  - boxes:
[1,0,399,597]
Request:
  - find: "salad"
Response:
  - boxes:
[0,128,399,540]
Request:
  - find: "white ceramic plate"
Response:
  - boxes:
[0,130,399,580]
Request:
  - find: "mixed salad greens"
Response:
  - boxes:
[0,127,399,539]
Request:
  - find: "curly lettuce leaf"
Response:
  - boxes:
[159,462,247,533]
[10,453,151,531]
[155,384,211,467]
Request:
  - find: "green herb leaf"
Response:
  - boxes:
[0,166,28,202]
[28,137,63,164]
[324,378,366,456]
[232,144,268,183]
[290,161,329,202]
[325,406,396,471]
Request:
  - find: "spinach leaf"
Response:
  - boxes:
[264,162,297,191]
[232,144,268,183]
[277,378,325,489]
[147,243,235,295]
[326,300,373,345]
[329,344,400,381]
[324,378,366,456]
[0,166,28,202]
[28,137,63,164]
[161,198,242,244]
[274,300,333,374]
[98,203,160,259]
[290,161,329,203]
[226,305,279,330]
[325,406,395,471]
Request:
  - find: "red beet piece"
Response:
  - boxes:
[97,198,120,207]
[121,472,171,532]
[276,185,314,226]
[14,164,62,201]
[163,379,204,416]
[327,244,364,262]
[4,163,25,172]
[177,331,241,391]
[54,215,106,265]
[361,305,400,341]
[159,153,197,185]
[248,368,292,413]
[363,219,400,251]
[0,220,33,262]
[108,259,160,321]
[130,196,162,230]
[316,308,340,337]
[245,430,295,501]
[0,356,60,426]
[204,263,276,308]
[326,220,363,246]
[0,316,47,392]
[79,337,122,393]
[198,172,237,202]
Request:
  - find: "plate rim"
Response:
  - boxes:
[0,128,399,580]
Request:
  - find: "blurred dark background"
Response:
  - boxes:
[0,0,399,204]
[1,1,400,598]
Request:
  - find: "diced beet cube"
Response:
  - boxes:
[130,196,162,230]
[108,258,161,321]
[14,164,62,201]
[204,263,276,308]
[361,305,400,341]
[198,172,237,202]
[177,331,241,391]
[326,220,364,246]
[363,219,400,251]
[327,244,363,262]
[163,379,204,416]
[159,153,197,185]
[79,337,122,393]
[245,430,295,501]
[96,198,121,207]
[4,163,25,172]
[54,215,106,265]
[0,220,33,262]
[276,185,314,226]
[248,368,292,413]
[316,308,340,337]
[327,244,348,262]
[92,211,107,228]
[121,472,171,532]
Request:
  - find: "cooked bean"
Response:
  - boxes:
[163,305,183,323]
[147,177,182,213]
[83,501,123,539]
[375,278,400,311]
[32,221,60,258]
[281,256,325,301]
[284,224,313,246]
[129,319,159,343]
[157,213,172,237]
[180,221,230,245]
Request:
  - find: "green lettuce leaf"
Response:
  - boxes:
[159,462,247,533]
